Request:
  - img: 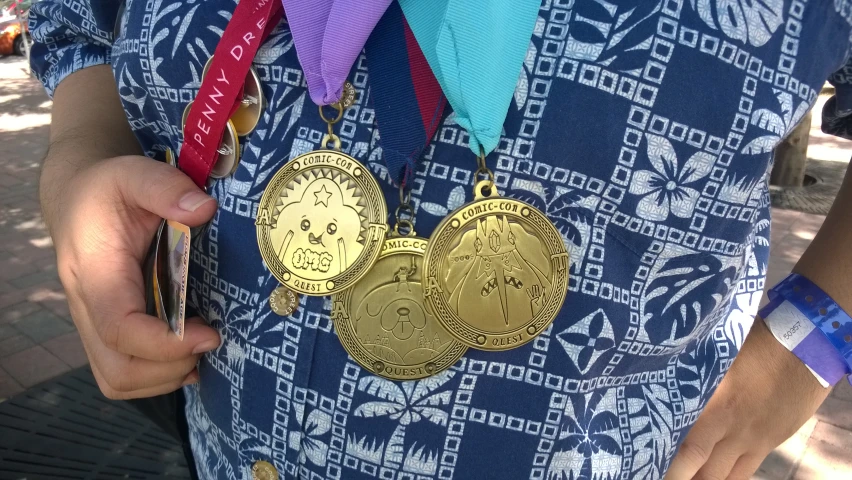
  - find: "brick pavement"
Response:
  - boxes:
[1,56,851,478]
[0,55,84,399]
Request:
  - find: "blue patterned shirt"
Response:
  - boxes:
[29,1,852,479]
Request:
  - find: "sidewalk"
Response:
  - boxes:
[0,56,85,399]
[753,94,852,480]
[0,55,851,478]
[758,210,852,480]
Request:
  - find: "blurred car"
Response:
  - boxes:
[0,0,29,56]
[0,19,26,55]
[1,0,30,18]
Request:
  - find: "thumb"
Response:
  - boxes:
[110,155,217,227]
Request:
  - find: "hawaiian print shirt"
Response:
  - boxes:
[29,1,852,479]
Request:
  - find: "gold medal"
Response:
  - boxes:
[269,285,300,316]
[423,176,569,351]
[250,460,278,480]
[202,56,265,136]
[255,150,388,296]
[181,102,240,178]
[331,234,467,380]
[338,82,356,109]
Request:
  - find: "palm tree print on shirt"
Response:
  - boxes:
[289,404,333,467]
[548,388,622,480]
[351,371,455,475]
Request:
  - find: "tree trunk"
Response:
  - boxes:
[384,423,406,466]
[770,110,812,187]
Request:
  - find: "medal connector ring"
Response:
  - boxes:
[319,103,344,151]
[476,147,488,171]
[395,203,414,222]
[394,184,415,228]
[318,103,344,125]
[399,185,412,207]
[474,166,495,184]
[474,147,496,194]
[321,133,342,151]
[392,219,416,237]
[474,179,499,200]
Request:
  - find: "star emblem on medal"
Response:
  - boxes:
[314,184,333,207]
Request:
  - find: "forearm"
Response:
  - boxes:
[793,166,852,312]
[760,154,852,399]
[40,65,142,232]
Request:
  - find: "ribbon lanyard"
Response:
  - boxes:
[365,1,446,188]
[283,0,393,106]
[179,0,282,188]
[398,0,540,157]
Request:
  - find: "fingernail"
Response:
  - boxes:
[179,191,215,212]
[192,340,219,355]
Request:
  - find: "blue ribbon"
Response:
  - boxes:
[398,0,540,156]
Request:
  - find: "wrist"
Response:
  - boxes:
[760,273,852,388]
[38,147,121,236]
[748,318,828,401]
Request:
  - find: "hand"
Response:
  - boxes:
[47,155,220,399]
[527,285,543,309]
[666,318,831,479]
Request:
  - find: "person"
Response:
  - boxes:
[26,1,852,479]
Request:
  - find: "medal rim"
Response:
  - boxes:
[331,235,468,380]
[231,65,264,136]
[209,120,241,178]
[423,195,569,351]
[256,149,388,296]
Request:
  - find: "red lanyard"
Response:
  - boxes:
[179,0,283,188]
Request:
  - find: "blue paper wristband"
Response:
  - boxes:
[760,273,852,385]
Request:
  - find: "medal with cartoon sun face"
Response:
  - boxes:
[423,179,570,351]
[256,150,388,296]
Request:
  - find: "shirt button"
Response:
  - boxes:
[251,460,278,480]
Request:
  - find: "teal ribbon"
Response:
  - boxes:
[398,0,540,156]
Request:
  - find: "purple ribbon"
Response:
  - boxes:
[282,0,393,105]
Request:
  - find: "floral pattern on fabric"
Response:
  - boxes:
[29,0,852,478]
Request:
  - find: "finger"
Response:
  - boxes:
[667,439,712,480]
[693,439,741,480]
[77,240,219,361]
[666,417,727,480]
[100,312,220,361]
[90,344,200,393]
[108,156,217,227]
[727,453,765,480]
[91,360,199,400]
